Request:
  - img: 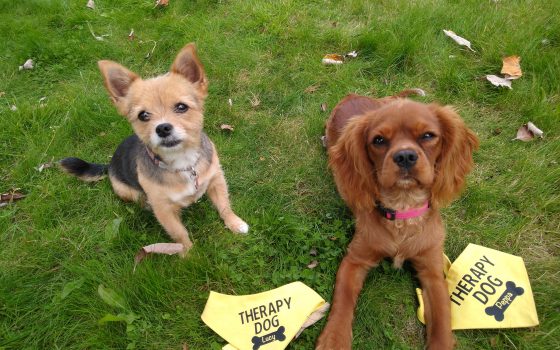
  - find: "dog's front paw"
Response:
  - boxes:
[225,215,249,234]
[316,329,351,350]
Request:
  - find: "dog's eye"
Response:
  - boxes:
[138,111,150,122]
[373,136,387,146]
[174,103,189,113]
[421,132,436,141]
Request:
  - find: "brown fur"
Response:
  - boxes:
[97,43,248,254]
[316,93,478,350]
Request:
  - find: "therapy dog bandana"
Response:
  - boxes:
[416,243,539,329]
[201,282,329,350]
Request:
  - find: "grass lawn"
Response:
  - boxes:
[1,0,559,349]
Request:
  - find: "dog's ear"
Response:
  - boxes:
[170,43,208,95]
[430,104,479,208]
[328,116,379,211]
[98,60,139,115]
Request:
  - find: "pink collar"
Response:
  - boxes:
[375,201,430,220]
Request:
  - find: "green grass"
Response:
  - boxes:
[1,0,559,349]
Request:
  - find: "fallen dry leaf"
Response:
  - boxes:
[322,54,344,65]
[10,105,17,111]
[249,93,260,108]
[309,248,318,256]
[259,156,265,161]
[128,29,135,41]
[228,98,233,107]
[501,55,522,79]
[294,302,330,338]
[514,122,544,141]
[220,124,234,132]
[155,0,169,7]
[320,103,327,112]
[1,190,26,208]
[486,75,512,89]
[443,30,475,52]
[304,84,319,94]
[19,59,34,70]
[182,343,189,350]
[86,0,95,9]
[87,22,110,41]
[134,243,184,269]
[35,161,54,172]
[320,135,327,148]
[0,91,5,97]
[307,260,319,269]
[345,50,358,58]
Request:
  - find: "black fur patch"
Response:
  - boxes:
[59,157,108,181]
[108,135,145,191]
[201,132,214,163]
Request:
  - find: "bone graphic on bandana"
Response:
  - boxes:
[484,281,524,321]
[251,326,286,350]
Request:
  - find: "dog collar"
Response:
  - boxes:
[145,146,200,189]
[375,201,430,221]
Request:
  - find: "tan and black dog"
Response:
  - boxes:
[60,43,248,254]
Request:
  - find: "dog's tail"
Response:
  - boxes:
[395,88,426,98]
[59,157,108,182]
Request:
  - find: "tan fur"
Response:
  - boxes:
[316,94,478,350]
[98,43,248,255]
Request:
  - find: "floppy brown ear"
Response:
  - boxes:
[328,116,379,212]
[170,43,208,95]
[98,60,139,115]
[430,104,479,208]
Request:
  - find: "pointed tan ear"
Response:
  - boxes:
[98,60,139,114]
[328,115,379,212]
[170,43,208,93]
[430,104,479,208]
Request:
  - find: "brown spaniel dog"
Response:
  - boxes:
[316,91,479,350]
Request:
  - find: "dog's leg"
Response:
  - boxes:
[316,242,382,350]
[151,201,193,255]
[206,170,249,234]
[412,249,454,350]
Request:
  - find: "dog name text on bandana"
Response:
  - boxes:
[201,282,329,350]
[416,243,539,329]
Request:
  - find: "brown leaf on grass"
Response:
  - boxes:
[486,75,512,89]
[294,302,330,338]
[320,103,327,112]
[128,29,135,41]
[304,84,319,94]
[220,124,234,132]
[307,260,319,269]
[1,189,26,208]
[86,0,95,9]
[501,55,522,80]
[322,54,344,65]
[182,343,189,350]
[0,91,5,97]
[155,0,169,7]
[514,122,544,141]
[134,243,184,270]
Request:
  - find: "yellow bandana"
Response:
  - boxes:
[201,282,329,350]
[417,243,539,329]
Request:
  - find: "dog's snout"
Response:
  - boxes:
[156,123,174,137]
[393,149,418,169]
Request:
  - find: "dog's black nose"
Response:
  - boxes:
[393,149,418,169]
[156,123,173,137]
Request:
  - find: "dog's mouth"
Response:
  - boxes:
[160,138,182,148]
